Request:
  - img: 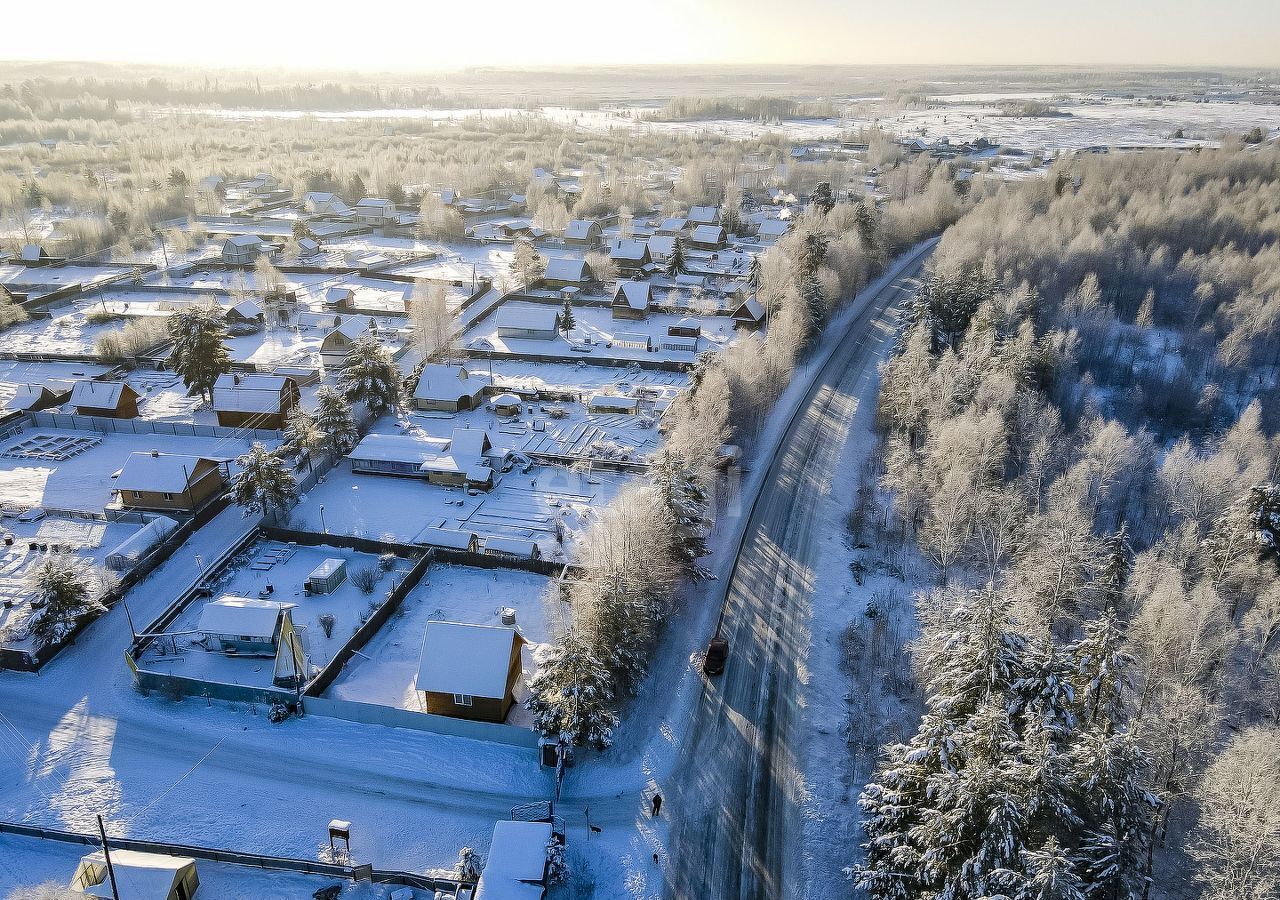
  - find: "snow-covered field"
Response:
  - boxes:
[325,563,562,728]
[0,428,258,513]
[140,541,416,688]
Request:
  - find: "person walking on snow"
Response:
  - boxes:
[651,793,663,817]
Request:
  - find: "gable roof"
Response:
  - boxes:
[495,305,559,333]
[325,315,373,343]
[70,380,136,409]
[198,596,294,638]
[4,384,55,410]
[543,256,591,283]
[448,426,492,462]
[688,205,721,224]
[115,452,217,494]
[734,296,766,322]
[564,219,599,240]
[416,526,478,550]
[647,235,676,257]
[658,216,687,232]
[613,281,652,310]
[212,373,292,414]
[75,849,194,900]
[757,218,790,237]
[691,224,726,242]
[416,621,522,699]
[413,364,491,402]
[610,238,650,262]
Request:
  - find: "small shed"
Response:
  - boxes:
[473,820,552,900]
[483,536,542,561]
[416,621,527,722]
[733,296,767,330]
[323,286,355,309]
[492,393,523,416]
[307,558,347,594]
[668,317,701,338]
[197,596,295,655]
[106,515,177,570]
[19,243,59,266]
[611,282,652,320]
[416,527,480,553]
[70,848,199,900]
[225,299,264,325]
[297,237,322,258]
[587,394,640,413]
[4,383,59,412]
[612,331,652,352]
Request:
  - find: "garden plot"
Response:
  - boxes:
[140,541,416,690]
[323,563,563,727]
[292,461,627,560]
[464,300,739,366]
[156,269,333,295]
[0,428,260,513]
[485,357,688,396]
[0,307,137,356]
[382,241,517,282]
[0,514,145,652]
[222,322,324,368]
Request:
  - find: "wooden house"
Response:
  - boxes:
[211,373,299,430]
[355,197,397,227]
[114,451,225,513]
[69,381,141,418]
[221,234,264,266]
[319,315,374,364]
[416,621,527,722]
[609,238,652,276]
[412,364,492,412]
[690,224,728,251]
[563,219,603,248]
[688,205,722,226]
[3,383,60,413]
[611,281,652,320]
[542,257,593,290]
[733,296,767,330]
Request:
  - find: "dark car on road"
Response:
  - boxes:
[703,637,729,675]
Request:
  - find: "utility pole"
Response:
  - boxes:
[97,815,121,900]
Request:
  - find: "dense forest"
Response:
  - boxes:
[853,144,1280,900]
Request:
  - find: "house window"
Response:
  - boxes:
[453,693,473,707]
[240,635,253,642]
[132,491,141,499]
[162,492,173,501]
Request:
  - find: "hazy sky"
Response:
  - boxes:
[1,0,1276,69]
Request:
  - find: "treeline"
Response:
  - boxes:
[855,144,1280,900]
[650,95,838,122]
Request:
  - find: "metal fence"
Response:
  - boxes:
[28,411,279,442]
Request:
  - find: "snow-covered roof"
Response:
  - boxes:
[613,331,651,346]
[757,218,790,238]
[228,298,263,319]
[416,621,521,699]
[413,364,491,402]
[492,392,522,407]
[610,238,650,262]
[588,393,640,411]
[4,383,55,410]
[449,427,492,462]
[20,244,46,261]
[357,197,394,210]
[483,536,538,557]
[735,296,766,321]
[74,848,195,900]
[543,256,590,283]
[212,373,291,414]
[691,224,726,243]
[473,820,552,900]
[564,219,599,240]
[658,216,687,232]
[324,286,354,305]
[297,238,321,254]
[325,315,373,343]
[70,380,133,409]
[198,596,294,639]
[224,234,262,249]
[647,235,676,257]
[350,432,450,464]
[495,305,558,332]
[688,205,721,225]
[416,527,478,550]
[613,281,651,310]
[115,452,216,494]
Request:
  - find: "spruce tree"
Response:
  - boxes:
[26,558,103,649]
[526,630,619,749]
[168,304,230,401]
[509,237,545,290]
[338,333,400,416]
[560,297,576,336]
[809,181,835,214]
[232,442,297,518]
[650,449,710,571]
[665,236,687,278]
[313,386,359,459]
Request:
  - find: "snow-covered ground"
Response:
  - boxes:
[0,514,146,652]
[292,460,625,560]
[0,428,260,513]
[486,357,688,396]
[140,541,416,688]
[324,563,562,728]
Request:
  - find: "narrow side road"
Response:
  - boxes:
[665,246,932,900]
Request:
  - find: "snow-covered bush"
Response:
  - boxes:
[24,557,104,649]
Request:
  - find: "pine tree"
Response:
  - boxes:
[650,449,710,571]
[168,304,230,401]
[25,558,103,649]
[560,297,576,336]
[313,386,359,459]
[746,254,761,292]
[809,181,835,214]
[665,236,687,277]
[526,630,618,749]
[338,332,400,416]
[284,407,324,471]
[232,442,297,518]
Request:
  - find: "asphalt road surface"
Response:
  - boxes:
[664,244,934,900]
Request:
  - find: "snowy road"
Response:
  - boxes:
[663,245,932,900]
